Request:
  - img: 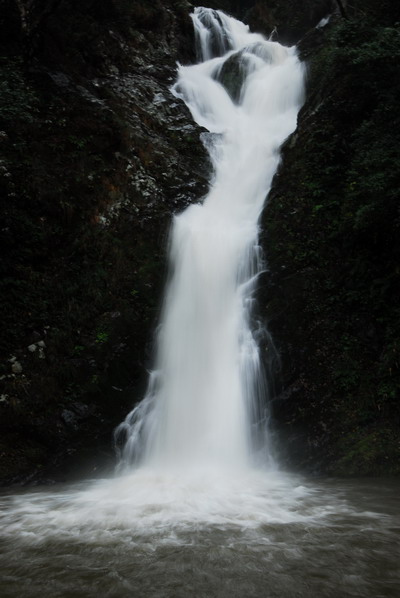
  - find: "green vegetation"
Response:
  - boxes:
[264,3,400,474]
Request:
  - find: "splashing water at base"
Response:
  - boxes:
[1,475,399,597]
[2,10,399,598]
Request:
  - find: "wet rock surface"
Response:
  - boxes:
[0,0,208,484]
[262,0,400,475]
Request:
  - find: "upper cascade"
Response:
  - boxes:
[192,6,265,60]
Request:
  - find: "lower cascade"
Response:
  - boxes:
[114,7,305,473]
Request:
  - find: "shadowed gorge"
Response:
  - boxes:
[0,0,399,481]
[0,4,399,597]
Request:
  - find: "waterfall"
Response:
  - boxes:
[115,7,304,473]
[2,15,398,597]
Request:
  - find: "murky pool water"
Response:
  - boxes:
[0,470,398,597]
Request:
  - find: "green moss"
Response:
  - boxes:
[0,58,38,125]
[334,427,400,476]
[264,9,400,475]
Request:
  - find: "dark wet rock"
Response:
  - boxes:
[213,50,251,103]
[214,40,281,103]
[61,409,79,429]
[244,0,336,45]
[0,0,208,484]
[261,0,400,475]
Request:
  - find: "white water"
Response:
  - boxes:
[2,476,399,597]
[1,14,400,597]
[115,7,304,475]
[4,4,310,545]
[0,7,310,543]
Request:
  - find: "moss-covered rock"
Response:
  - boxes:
[0,0,208,484]
[262,1,400,475]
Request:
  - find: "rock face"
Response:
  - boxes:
[214,42,278,103]
[245,0,336,44]
[0,0,208,483]
[262,0,400,474]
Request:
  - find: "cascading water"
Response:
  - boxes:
[1,11,399,598]
[115,7,305,473]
